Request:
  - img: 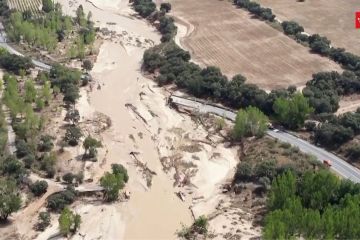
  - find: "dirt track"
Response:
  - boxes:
[171,0,342,89]
[256,0,360,55]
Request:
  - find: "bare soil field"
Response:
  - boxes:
[171,0,342,89]
[256,0,360,55]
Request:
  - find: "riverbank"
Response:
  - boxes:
[0,0,261,238]
[58,0,261,238]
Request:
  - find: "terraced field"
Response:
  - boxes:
[7,0,42,17]
[171,0,342,89]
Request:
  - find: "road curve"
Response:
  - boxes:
[170,95,360,183]
[1,30,358,182]
[0,31,52,71]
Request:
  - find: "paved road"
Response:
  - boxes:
[0,30,52,71]
[268,130,360,183]
[170,95,360,183]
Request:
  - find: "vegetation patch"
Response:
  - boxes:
[264,170,360,239]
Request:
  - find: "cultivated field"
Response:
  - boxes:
[7,0,42,16]
[257,0,360,55]
[171,0,342,89]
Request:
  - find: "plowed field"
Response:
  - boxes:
[257,0,360,55]
[171,0,342,89]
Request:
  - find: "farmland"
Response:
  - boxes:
[256,0,360,55]
[7,0,42,16]
[171,0,342,89]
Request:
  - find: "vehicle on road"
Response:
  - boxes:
[323,160,332,167]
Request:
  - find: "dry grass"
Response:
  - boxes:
[243,136,319,171]
[171,0,342,89]
[257,0,360,55]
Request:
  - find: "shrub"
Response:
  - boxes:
[40,152,57,178]
[62,173,75,184]
[82,59,93,72]
[346,144,360,162]
[160,2,171,13]
[75,172,84,184]
[178,216,209,239]
[30,180,48,196]
[15,139,31,158]
[23,154,35,169]
[315,123,354,149]
[308,34,331,56]
[254,160,276,180]
[234,162,253,182]
[133,0,156,18]
[38,135,54,152]
[35,212,51,231]
[281,21,304,35]
[279,142,291,149]
[193,216,208,235]
[47,187,76,212]
[305,121,317,131]
[64,125,82,146]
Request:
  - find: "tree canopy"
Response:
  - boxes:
[100,164,128,202]
[264,170,360,239]
[232,106,268,140]
[0,178,22,222]
[273,93,313,129]
[58,207,81,236]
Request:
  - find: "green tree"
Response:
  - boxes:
[263,210,287,240]
[83,136,102,159]
[0,179,22,222]
[100,165,128,202]
[64,125,82,146]
[58,207,81,236]
[299,170,340,211]
[35,97,45,111]
[232,106,268,140]
[268,171,296,210]
[42,0,54,13]
[111,163,129,183]
[273,93,313,129]
[63,84,80,105]
[2,155,26,179]
[41,81,52,105]
[24,79,37,103]
[76,5,86,27]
